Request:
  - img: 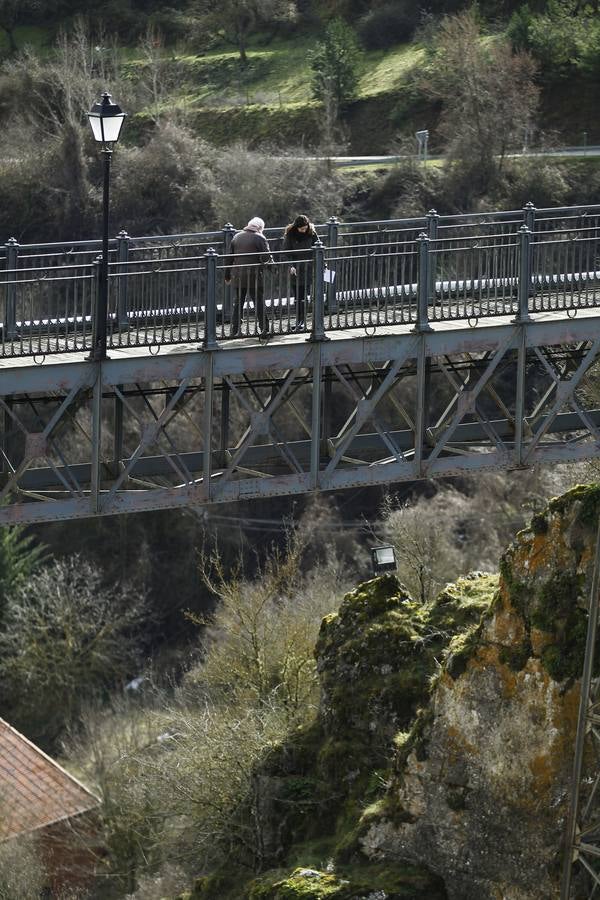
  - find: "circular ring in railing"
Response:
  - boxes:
[33,353,46,366]
[364,325,376,336]
[468,316,479,328]
[149,342,161,355]
[567,308,578,319]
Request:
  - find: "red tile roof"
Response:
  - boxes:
[0,718,99,841]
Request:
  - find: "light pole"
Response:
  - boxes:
[87,91,126,361]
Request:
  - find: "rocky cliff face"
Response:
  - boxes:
[359,483,599,900]
[186,484,600,900]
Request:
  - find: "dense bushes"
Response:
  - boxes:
[508,0,600,81]
[111,123,218,234]
[357,0,422,49]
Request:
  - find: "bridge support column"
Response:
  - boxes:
[514,327,526,466]
[203,352,214,501]
[311,343,323,489]
[220,378,230,466]
[1,398,12,475]
[414,335,428,476]
[90,367,103,514]
[114,387,124,467]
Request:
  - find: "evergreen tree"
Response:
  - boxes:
[310,17,361,107]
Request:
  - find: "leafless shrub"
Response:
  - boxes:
[212,142,345,229]
[0,835,46,900]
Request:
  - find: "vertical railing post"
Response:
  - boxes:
[203,247,218,350]
[413,232,432,332]
[326,216,339,314]
[427,209,439,306]
[222,223,236,323]
[116,230,130,328]
[514,225,532,323]
[5,237,18,340]
[523,200,536,232]
[311,239,326,341]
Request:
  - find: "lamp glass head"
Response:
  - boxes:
[88,92,126,145]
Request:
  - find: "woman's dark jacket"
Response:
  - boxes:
[281,227,319,284]
[281,227,319,263]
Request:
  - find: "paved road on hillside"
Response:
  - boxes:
[313,145,600,167]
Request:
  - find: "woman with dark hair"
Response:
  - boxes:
[282,214,319,331]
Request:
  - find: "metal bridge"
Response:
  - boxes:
[2,200,600,897]
[1,201,600,531]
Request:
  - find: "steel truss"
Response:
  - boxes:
[1,313,600,525]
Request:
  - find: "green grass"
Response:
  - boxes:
[357,43,424,98]
[125,35,422,117]
[0,25,48,53]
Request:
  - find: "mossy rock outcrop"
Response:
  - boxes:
[239,571,497,898]
[360,483,599,900]
[247,862,447,899]
[314,572,497,785]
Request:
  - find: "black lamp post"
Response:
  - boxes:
[87,91,126,360]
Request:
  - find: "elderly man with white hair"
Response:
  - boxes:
[224,217,274,337]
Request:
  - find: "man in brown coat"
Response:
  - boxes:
[224,217,274,336]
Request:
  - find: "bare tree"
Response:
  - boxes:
[0,556,147,748]
[136,26,170,125]
[423,10,539,197]
[1,20,126,236]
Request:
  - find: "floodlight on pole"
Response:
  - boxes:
[371,545,397,574]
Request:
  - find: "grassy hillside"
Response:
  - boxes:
[120,37,426,151]
[2,14,598,154]
[121,30,598,153]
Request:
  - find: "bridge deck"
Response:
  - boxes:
[1,303,597,376]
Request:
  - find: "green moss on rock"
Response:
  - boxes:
[247,862,447,899]
[316,573,498,746]
[499,486,600,681]
[547,482,600,527]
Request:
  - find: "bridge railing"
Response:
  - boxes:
[3,204,600,358]
[106,253,209,351]
[427,233,520,323]
[530,227,600,314]
[0,201,598,276]
[0,259,96,358]
[323,241,419,331]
